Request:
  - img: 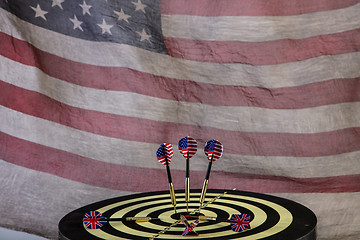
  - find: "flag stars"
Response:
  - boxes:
[70,15,83,31]
[52,0,65,10]
[137,29,151,42]
[30,4,48,21]
[132,0,147,13]
[97,19,113,34]
[114,9,131,23]
[79,0,92,16]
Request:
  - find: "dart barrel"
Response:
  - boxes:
[199,179,209,205]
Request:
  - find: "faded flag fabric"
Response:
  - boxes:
[0,0,360,239]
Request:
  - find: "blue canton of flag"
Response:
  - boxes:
[204,139,223,161]
[229,214,251,233]
[178,137,189,151]
[0,0,167,53]
[205,139,216,152]
[156,143,173,165]
[179,136,197,158]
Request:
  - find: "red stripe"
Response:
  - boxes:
[1,33,360,109]
[1,132,359,193]
[161,0,359,16]
[2,81,360,157]
[164,29,360,64]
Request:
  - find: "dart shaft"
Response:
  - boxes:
[205,158,213,180]
[186,154,190,178]
[165,160,172,183]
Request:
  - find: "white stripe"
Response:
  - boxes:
[1,107,360,178]
[1,9,360,88]
[2,57,360,134]
[162,3,360,41]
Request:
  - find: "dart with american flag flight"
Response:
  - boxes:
[199,139,223,211]
[156,143,177,213]
[178,136,197,213]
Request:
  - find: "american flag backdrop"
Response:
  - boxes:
[0,0,360,239]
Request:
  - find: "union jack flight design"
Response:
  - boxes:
[204,139,223,161]
[178,136,197,158]
[180,215,200,236]
[82,211,107,230]
[156,143,173,165]
[229,214,251,232]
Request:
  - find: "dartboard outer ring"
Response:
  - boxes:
[58,189,317,240]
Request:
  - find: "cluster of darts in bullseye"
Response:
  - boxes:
[82,137,251,236]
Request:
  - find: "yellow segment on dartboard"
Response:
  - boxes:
[84,192,293,240]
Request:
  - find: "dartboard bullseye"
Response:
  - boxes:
[58,189,317,240]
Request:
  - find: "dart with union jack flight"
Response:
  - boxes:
[198,214,251,232]
[199,139,223,211]
[180,215,200,236]
[178,136,197,213]
[82,211,161,229]
[156,143,177,213]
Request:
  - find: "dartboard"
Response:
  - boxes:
[58,189,317,240]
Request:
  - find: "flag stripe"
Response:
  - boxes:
[163,28,360,64]
[2,105,360,169]
[2,60,360,135]
[2,33,360,110]
[2,9,360,88]
[161,3,360,41]
[1,132,360,193]
[161,0,360,16]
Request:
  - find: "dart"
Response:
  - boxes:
[178,136,197,213]
[82,211,161,229]
[180,215,200,236]
[199,139,223,211]
[157,143,177,213]
[198,214,251,233]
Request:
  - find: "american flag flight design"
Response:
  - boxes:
[156,143,173,165]
[229,214,251,232]
[178,136,197,159]
[181,219,200,236]
[82,211,107,230]
[204,139,223,161]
